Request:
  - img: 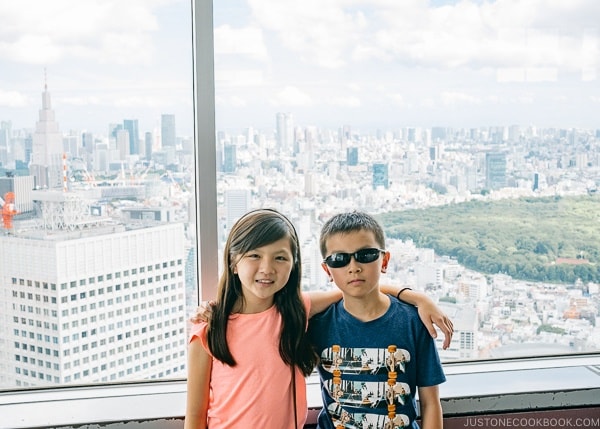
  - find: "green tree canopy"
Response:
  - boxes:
[378,195,600,283]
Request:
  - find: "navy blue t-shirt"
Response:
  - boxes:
[307,295,446,429]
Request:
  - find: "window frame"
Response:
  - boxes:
[192,0,219,302]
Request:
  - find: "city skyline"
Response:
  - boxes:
[1,54,599,389]
[0,0,598,137]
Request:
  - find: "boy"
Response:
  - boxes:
[308,211,445,429]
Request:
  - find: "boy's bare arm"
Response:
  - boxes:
[191,290,345,322]
[417,385,444,429]
[307,290,342,318]
[380,285,454,349]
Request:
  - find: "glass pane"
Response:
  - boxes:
[0,0,195,388]
[212,1,600,361]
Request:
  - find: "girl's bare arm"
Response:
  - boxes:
[184,338,212,429]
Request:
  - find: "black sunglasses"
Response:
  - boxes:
[323,248,385,268]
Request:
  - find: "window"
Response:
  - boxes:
[0,0,195,389]
[210,0,600,363]
[0,0,598,397]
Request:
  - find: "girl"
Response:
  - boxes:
[184,209,452,428]
[185,208,322,428]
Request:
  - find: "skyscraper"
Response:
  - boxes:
[145,132,153,161]
[276,112,293,155]
[372,163,389,189]
[81,132,94,155]
[485,152,507,190]
[0,174,35,213]
[116,129,130,160]
[29,79,63,190]
[123,120,139,156]
[0,121,11,167]
[161,114,176,148]
[223,144,236,173]
[347,147,358,166]
[224,189,251,233]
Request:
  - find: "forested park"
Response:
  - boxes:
[378,195,600,284]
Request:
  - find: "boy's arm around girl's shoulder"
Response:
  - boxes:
[184,335,212,429]
[387,287,454,350]
[306,289,342,318]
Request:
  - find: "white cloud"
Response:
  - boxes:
[385,93,408,107]
[420,98,436,108]
[526,68,558,82]
[215,25,268,60]
[0,89,29,107]
[217,95,248,108]
[244,0,599,73]
[270,86,313,107]
[0,35,63,64]
[329,96,361,108]
[515,94,535,105]
[2,0,597,132]
[216,70,265,87]
[440,91,481,106]
[581,28,599,81]
[0,0,163,65]
[249,0,367,68]
[57,96,103,106]
[497,68,526,83]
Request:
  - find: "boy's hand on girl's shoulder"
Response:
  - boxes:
[190,300,215,324]
[417,303,454,350]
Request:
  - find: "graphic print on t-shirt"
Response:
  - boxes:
[320,345,412,428]
[327,402,410,429]
[321,346,410,375]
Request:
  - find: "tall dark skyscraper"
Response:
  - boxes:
[372,163,389,189]
[347,147,358,166]
[161,114,176,148]
[223,143,236,173]
[429,146,437,161]
[123,119,139,155]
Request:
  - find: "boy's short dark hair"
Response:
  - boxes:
[319,211,386,257]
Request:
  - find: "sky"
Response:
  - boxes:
[0,0,598,138]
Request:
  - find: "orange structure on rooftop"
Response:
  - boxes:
[2,192,18,230]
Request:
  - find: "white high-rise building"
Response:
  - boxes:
[0,199,187,387]
[161,114,177,148]
[224,189,251,233]
[0,175,35,214]
[436,303,479,361]
[276,112,294,155]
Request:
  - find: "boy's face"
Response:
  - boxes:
[321,229,390,299]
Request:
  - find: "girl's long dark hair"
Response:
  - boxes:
[207,208,318,376]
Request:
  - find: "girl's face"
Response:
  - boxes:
[233,237,294,313]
